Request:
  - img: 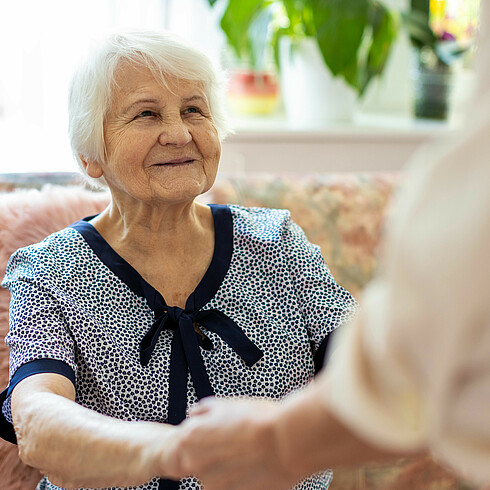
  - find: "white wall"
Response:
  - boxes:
[0,0,170,173]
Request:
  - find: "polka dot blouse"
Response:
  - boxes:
[0,204,358,490]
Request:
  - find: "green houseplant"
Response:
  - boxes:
[205,0,281,116]
[207,0,399,99]
[403,0,475,119]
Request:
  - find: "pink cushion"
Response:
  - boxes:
[0,186,109,489]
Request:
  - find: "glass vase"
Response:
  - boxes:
[412,49,453,120]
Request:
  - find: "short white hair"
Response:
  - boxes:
[68,30,232,188]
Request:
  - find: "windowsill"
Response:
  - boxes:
[218,111,461,173]
[227,111,459,142]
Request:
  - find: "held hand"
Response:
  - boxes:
[163,397,303,490]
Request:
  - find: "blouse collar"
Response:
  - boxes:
[69,204,233,310]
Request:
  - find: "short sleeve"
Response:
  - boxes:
[281,217,358,370]
[0,248,77,443]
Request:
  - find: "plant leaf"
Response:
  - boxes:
[309,0,369,76]
[247,5,274,69]
[271,26,291,68]
[206,0,219,6]
[220,0,268,61]
[435,40,471,65]
[341,58,360,91]
[360,2,398,96]
[411,0,429,17]
[283,0,303,25]
[402,10,437,49]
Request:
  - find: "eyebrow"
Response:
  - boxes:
[121,98,160,115]
[182,95,208,105]
[121,95,208,115]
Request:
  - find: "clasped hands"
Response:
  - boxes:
[162,396,303,490]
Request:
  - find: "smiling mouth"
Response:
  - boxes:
[153,158,195,167]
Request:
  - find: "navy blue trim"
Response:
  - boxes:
[70,216,147,298]
[191,205,233,310]
[70,204,233,312]
[159,477,180,490]
[6,359,76,398]
[313,335,331,375]
[0,388,17,444]
[0,359,76,444]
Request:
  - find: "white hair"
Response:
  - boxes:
[68,30,232,188]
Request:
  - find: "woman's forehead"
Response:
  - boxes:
[110,63,207,108]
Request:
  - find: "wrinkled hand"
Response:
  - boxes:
[164,397,303,490]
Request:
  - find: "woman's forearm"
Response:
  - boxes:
[12,374,175,488]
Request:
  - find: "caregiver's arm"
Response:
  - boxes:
[11,373,175,489]
[273,380,413,475]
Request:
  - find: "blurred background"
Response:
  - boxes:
[0,0,481,175]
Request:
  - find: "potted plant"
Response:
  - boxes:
[403,0,477,119]
[207,0,399,123]
[206,0,281,116]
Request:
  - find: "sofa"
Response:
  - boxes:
[0,172,476,490]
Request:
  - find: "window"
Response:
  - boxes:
[0,0,222,173]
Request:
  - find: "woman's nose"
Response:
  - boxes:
[158,118,192,147]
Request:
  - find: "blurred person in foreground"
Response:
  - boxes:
[162,3,490,489]
[0,31,357,490]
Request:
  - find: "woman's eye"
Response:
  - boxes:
[136,110,155,118]
[183,107,201,115]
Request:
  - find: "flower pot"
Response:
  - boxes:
[412,50,453,120]
[226,69,279,116]
[279,37,357,126]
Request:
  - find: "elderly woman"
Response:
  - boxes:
[0,31,356,490]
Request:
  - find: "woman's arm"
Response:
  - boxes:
[11,373,176,489]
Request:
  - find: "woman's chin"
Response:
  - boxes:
[148,179,211,205]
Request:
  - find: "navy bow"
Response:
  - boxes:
[141,303,264,490]
[140,305,263,425]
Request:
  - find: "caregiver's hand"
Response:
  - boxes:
[164,383,350,490]
[164,396,304,490]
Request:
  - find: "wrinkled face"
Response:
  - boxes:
[87,62,221,205]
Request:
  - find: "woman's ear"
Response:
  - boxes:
[80,156,104,179]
